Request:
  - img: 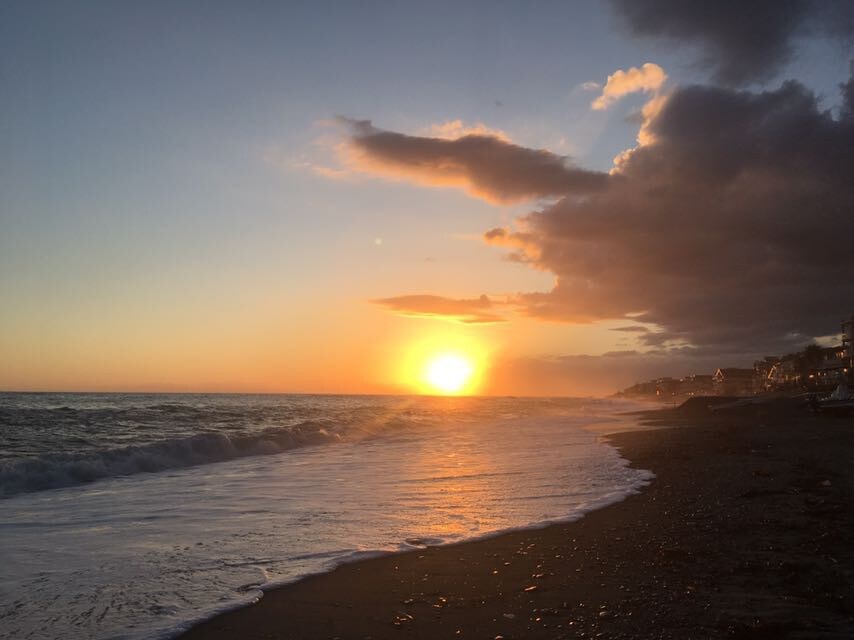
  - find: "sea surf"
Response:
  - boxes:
[0,393,653,640]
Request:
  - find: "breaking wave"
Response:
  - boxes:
[0,422,346,498]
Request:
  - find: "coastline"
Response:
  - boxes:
[178,405,854,639]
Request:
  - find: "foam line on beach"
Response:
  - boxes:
[161,421,654,640]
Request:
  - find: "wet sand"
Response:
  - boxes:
[179,405,854,639]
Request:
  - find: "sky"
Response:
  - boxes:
[2,0,853,396]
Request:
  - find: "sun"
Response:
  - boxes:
[395,335,486,396]
[424,353,475,395]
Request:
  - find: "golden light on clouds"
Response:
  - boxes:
[424,119,511,142]
[591,62,667,110]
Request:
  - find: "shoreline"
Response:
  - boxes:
[179,405,854,639]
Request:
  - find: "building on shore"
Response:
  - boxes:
[753,356,779,392]
[616,374,714,400]
[766,343,849,392]
[617,313,854,399]
[811,345,849,389]
[679,374,714,396]
[767,354,802,389]
[843,315,854,369]
[713,368,755,395]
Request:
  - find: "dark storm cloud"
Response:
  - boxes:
[372,294,505,324]
[609,0,854,86]
[486,76,854,352]
[340,118,609,203]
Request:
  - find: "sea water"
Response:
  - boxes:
[0,393,653,640]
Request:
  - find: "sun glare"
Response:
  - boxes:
[394,334,487,396]
[424,353,475,394]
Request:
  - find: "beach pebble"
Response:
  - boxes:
[392,613,414,627]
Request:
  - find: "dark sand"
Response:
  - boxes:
[180,405,854,639]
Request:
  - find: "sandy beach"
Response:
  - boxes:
[179,403,854,639]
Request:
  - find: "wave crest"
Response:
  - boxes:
[0,422,343,498]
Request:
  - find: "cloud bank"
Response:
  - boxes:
[485,76,854,352]
[351,75,854,352]
[348,69,854,352]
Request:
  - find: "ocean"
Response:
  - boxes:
[0,393,653,640]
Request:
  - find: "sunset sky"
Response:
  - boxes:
[2,1,853,395]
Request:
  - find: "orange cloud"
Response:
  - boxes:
[425,119,511,142]
[372,294,506,324]
[591,62,667,110]
[483,227,542,262]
